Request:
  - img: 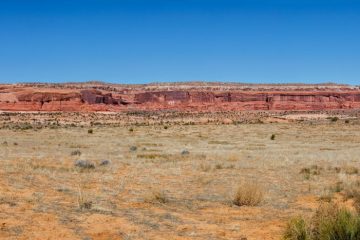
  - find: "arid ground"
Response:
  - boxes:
[1,120,360,239]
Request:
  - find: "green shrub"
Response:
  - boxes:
[283,217,310,240]
[270,134,276,140]
[88,129,93,134]
[283,203,360,240]
[330,117,339,122]
[343,181,360,213]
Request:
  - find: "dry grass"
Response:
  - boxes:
[77,186,93,210]
[198,162,212,172]
[344,166,359,175]
[233,181,264,206]
[144,189,168,204]
[1,122,360,239]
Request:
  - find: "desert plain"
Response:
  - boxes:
[1,117,360,239]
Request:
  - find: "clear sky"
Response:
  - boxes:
[0,0,359,85]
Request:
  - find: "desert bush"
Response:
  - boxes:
[233,182,264,206]
[215,163,223,170]
[329,116,339,122]
[129,146,137,152]
[300,168,311,180]
[79,199,92,210]
[300,168,311,174]
[88,129,93,134]
[330,181,344,193]
[144,189,168,204]
[136,153,169,159]
[300,165,321,180]
[49,125,58,129]
[19,123,33,130]
[99,159,111,166]
[226,164,235,169]
[352,193,360,214]
[311,165,321,175]
[181,149,190,155]
[283,216,310,240]
[77,187,92,210]
[70,150,81,156]
[283,203,360,240]
[344,166,359,175]
[199,163,212,172]
[74,160,95,169]
[342,180,360,213]
[270,134,276,140]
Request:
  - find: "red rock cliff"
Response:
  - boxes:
[0,83,359,112]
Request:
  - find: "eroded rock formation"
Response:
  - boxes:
[0,82,359,112]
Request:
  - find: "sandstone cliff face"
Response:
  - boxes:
[134,91,360,110]
[0,83,359,112]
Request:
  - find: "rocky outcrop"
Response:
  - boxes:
[0,83,359,112]
[134,91,190,104]
[134,91,360,110]
[0,88,125,111]
[80,90,120,105]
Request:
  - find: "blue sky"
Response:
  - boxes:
[0,0,359,84]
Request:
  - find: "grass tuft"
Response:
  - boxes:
[233,182,264,207]
[283,216,309,240]
[144,189,168,204]
[283,203,360,240]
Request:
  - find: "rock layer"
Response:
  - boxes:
[0,83,359,112]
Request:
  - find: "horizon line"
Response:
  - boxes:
[1,80,357,86]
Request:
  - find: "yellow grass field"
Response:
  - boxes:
[1,122,360,239]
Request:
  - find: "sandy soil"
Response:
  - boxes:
[1,122,360,239]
